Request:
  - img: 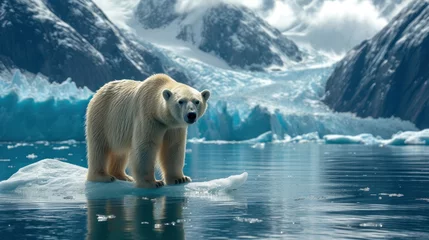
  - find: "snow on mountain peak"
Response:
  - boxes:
[127,0,305,71]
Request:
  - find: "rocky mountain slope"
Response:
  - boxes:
[0,0,189,90]
[323,1,429,129]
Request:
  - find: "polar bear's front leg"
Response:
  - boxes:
[160,128,192,185]
[129,122,166,188]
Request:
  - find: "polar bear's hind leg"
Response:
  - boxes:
[108,152,134,182]
[86,137,115,182]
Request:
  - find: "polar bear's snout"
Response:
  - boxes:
[185,112,197,124]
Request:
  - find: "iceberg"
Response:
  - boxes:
[0,71,92,141]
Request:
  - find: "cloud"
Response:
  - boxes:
[288,0,389,54]
[265,0,297,30]
[93,0,140,31]
[175,0,264,14]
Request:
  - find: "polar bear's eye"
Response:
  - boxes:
[178,100,184,105]
[195,100,200,105]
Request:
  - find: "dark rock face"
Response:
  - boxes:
[199,4,302,70]
[323,1,429,129]
[136,0,178,29]
[0,0,189,90]
[135,0,303,70]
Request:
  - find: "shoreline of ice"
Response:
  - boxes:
[1,129,428,146]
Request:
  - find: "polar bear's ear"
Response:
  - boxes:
[162,89,173,101]
[201,90,210,101]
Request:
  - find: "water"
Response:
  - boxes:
[1,142,429,239]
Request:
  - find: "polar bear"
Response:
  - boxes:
[85,74,210,188]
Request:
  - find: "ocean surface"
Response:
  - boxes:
[0,142,429,239]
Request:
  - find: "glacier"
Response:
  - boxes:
[0,49,422,144]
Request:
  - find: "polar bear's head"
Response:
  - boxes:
[162,85,210,126]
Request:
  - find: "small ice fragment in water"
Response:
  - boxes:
[176,219,186,223]
[96,214,116,222]
[359,223,383,228]
[251,143,265,149]
[141,222,149,225]
[7,143,34,149]
[154,223,162,229]
[26,154,37,159]
[59,140,79,145]
[142,197,149,200]
[53,146,70,150]
[185,149,192,153]
[36,141,49,146]
[388,193,404,197]
[359,187,370,192]
[234,217,263,223]
[0,159,11,162]
[379,193,404,197]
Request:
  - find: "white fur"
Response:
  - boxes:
[85,74,210,188]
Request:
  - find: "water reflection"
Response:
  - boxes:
[86,196,186,240]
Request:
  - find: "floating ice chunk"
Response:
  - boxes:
[323,134,379,145]
[251,143,265,149]
[26,154,38,159]
[0,159,248,202]
[7,143,34,149]
[359,223,383,228]
[96,214,116,222]
[379,193,404,197]
[233,217,263,223]
[359,187,370,192]
[382,129,429,145]
[53,146,70,150]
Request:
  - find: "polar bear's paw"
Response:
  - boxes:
[136,180,165,189]
[114,174,134,182]
[155,180,165,188]
[173,176,192,185]
[87,172,116,182]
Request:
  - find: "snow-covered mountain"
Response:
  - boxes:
[0,0,189,90]
[323,1,429,129]
[129,0,305,71]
